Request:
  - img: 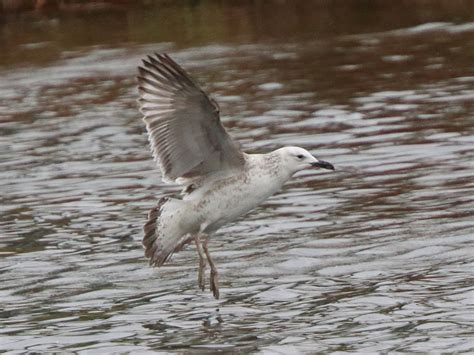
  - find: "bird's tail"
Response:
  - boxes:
[143,197,196,267]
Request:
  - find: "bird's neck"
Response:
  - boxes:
[245,151,293,183]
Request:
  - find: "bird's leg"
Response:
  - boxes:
[203,238,219,299]
[194,234,206,291]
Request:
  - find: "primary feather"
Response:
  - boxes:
[137,53,244,184]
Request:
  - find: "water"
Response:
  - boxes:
[1,2,474,352]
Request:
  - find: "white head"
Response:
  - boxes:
[277,146,334,175]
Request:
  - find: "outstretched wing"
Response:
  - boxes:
[137,53,243,184]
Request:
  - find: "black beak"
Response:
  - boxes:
[311,160,335,171]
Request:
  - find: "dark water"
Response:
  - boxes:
[1,1,474,352]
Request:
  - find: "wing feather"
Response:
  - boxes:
[137,53,243,183]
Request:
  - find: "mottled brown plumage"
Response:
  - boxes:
[142,197,169,266]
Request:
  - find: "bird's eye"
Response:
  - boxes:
[296,154,304,159]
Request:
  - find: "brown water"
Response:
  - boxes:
[1,1,474,352]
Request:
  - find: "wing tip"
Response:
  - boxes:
[138,52,197,89]
[143,197,172,267]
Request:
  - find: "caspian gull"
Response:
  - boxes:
[137,53,334,299]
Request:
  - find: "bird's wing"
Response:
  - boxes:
[137,53,244,184]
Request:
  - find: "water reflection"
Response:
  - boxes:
[1,1,474,353]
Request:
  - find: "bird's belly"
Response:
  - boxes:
[196,174,285,233]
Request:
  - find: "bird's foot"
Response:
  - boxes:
[210,270,219,299]
[198,262,206,291]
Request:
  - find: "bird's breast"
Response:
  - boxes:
[192,162,289,233]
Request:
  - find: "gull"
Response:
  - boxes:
[137,53,334,299]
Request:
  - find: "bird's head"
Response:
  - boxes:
[278,146,335,175]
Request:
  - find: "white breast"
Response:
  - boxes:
[189,153,291,233]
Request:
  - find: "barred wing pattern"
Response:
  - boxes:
[137,53,243,184]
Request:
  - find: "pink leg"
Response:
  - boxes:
[194,234,206,291]
[203,238,219,299]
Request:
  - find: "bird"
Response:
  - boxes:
[137,53,334,299]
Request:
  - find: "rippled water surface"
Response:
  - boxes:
[1,2,474,353]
